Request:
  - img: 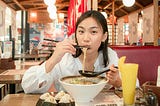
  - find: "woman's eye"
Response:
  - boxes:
[78,30,84,34]
[91,31,97,34]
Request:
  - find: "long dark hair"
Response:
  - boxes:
[73,10,109,67]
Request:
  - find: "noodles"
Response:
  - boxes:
[82,48,87,73]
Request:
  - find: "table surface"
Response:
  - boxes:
[0,75,23,84]
[0,93,40,106]
[15,53,50,59]
[0,91,123,106]
[0,60,43,84]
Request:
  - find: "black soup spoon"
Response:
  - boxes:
[79,66,118,77]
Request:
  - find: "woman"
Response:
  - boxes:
[21,10,122,93]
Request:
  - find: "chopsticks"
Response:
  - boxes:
[41,44,55,48]
[43,38,59,42]
[42,44,88,49]
[43,38,89,49]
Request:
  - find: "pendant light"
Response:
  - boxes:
[44,0,56,6]
[101,12,108,19]
[122,0,135,7]
[49,12,57,20]
[47,5,57,13]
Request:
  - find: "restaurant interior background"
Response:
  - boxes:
[0,0,159,58]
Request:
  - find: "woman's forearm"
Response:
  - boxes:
[45,54,60,73]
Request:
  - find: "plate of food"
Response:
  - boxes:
[36,91,75,106]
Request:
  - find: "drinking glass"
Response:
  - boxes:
[121,63,138,105]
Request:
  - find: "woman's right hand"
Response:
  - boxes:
[52,39,77,62]
[45,39,77,73]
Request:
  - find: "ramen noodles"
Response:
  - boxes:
[82,48,87,73]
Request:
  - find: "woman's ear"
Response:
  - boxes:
[102,32,108,42]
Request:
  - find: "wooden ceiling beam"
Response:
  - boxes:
[13,0,25,10]
[6,2,16,5]
[98,5,103,9]
[114,4,128,15]
[20,3,44,6]
[27,6,47,11]
[56,2,70,7]
[114,4,124,11]
[8,4,17,10]
[20,1,69,11]
[103,2,112,9]
[98,0,102,3]
[19,2,69,7]
[119,8,128,15]
[135,1,144,9]
[20,0,43,3]
[28,9,67,14]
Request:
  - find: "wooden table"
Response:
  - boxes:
[0,60,43,84]
[0,91,123,106]
[0,75,23,84]
[15,53,50,61]
[14,60,44,69]
[0,60,43,94]
[0,93,40,106]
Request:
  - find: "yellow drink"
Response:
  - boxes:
[121,63,138,105]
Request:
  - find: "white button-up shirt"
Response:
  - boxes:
[21,47,119,93]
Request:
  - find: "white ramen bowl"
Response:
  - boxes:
[59,75,111,104]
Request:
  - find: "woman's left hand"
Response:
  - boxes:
[106,64,122,88]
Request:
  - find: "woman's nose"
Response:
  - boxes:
[83,33,90,42]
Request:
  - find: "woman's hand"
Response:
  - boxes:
[52,39,77,62]
[106,64,122,88]
[45,39,77,73]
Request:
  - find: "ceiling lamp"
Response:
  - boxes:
[47,5,57,13]
[101,12,107,19]
[122,0,135,7]
[30,12,37,18]
[49,12,57,20]
[44,0,56,6]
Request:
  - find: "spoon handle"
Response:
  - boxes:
[100,66,118,74]
[98,69,111,75]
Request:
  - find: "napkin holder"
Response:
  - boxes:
[142,81,160,104]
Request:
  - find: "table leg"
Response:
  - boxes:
[0,84,7,100]
[9,84,16,94]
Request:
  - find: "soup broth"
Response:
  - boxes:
[62,76,106,85]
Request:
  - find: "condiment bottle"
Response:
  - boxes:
[145,89,158,106]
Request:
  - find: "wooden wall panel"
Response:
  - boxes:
[28,11,53,24]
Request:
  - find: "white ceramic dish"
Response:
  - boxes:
[59,75,111,104]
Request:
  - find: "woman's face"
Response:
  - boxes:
[76,17,107,54]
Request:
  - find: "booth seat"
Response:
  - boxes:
[110,46,160,86]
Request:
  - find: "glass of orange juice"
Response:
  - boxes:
[121,63,138,105]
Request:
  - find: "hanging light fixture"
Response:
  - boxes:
[44,0,56,6]
[101,12,108,19]
[47,5,57,13]
[49,12,57,20]
[122,0,135,7]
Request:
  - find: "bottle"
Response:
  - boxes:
[145,89,158,106]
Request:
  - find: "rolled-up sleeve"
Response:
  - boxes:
[21,62,54,93]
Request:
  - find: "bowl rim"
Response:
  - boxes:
[59,75,108,87]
